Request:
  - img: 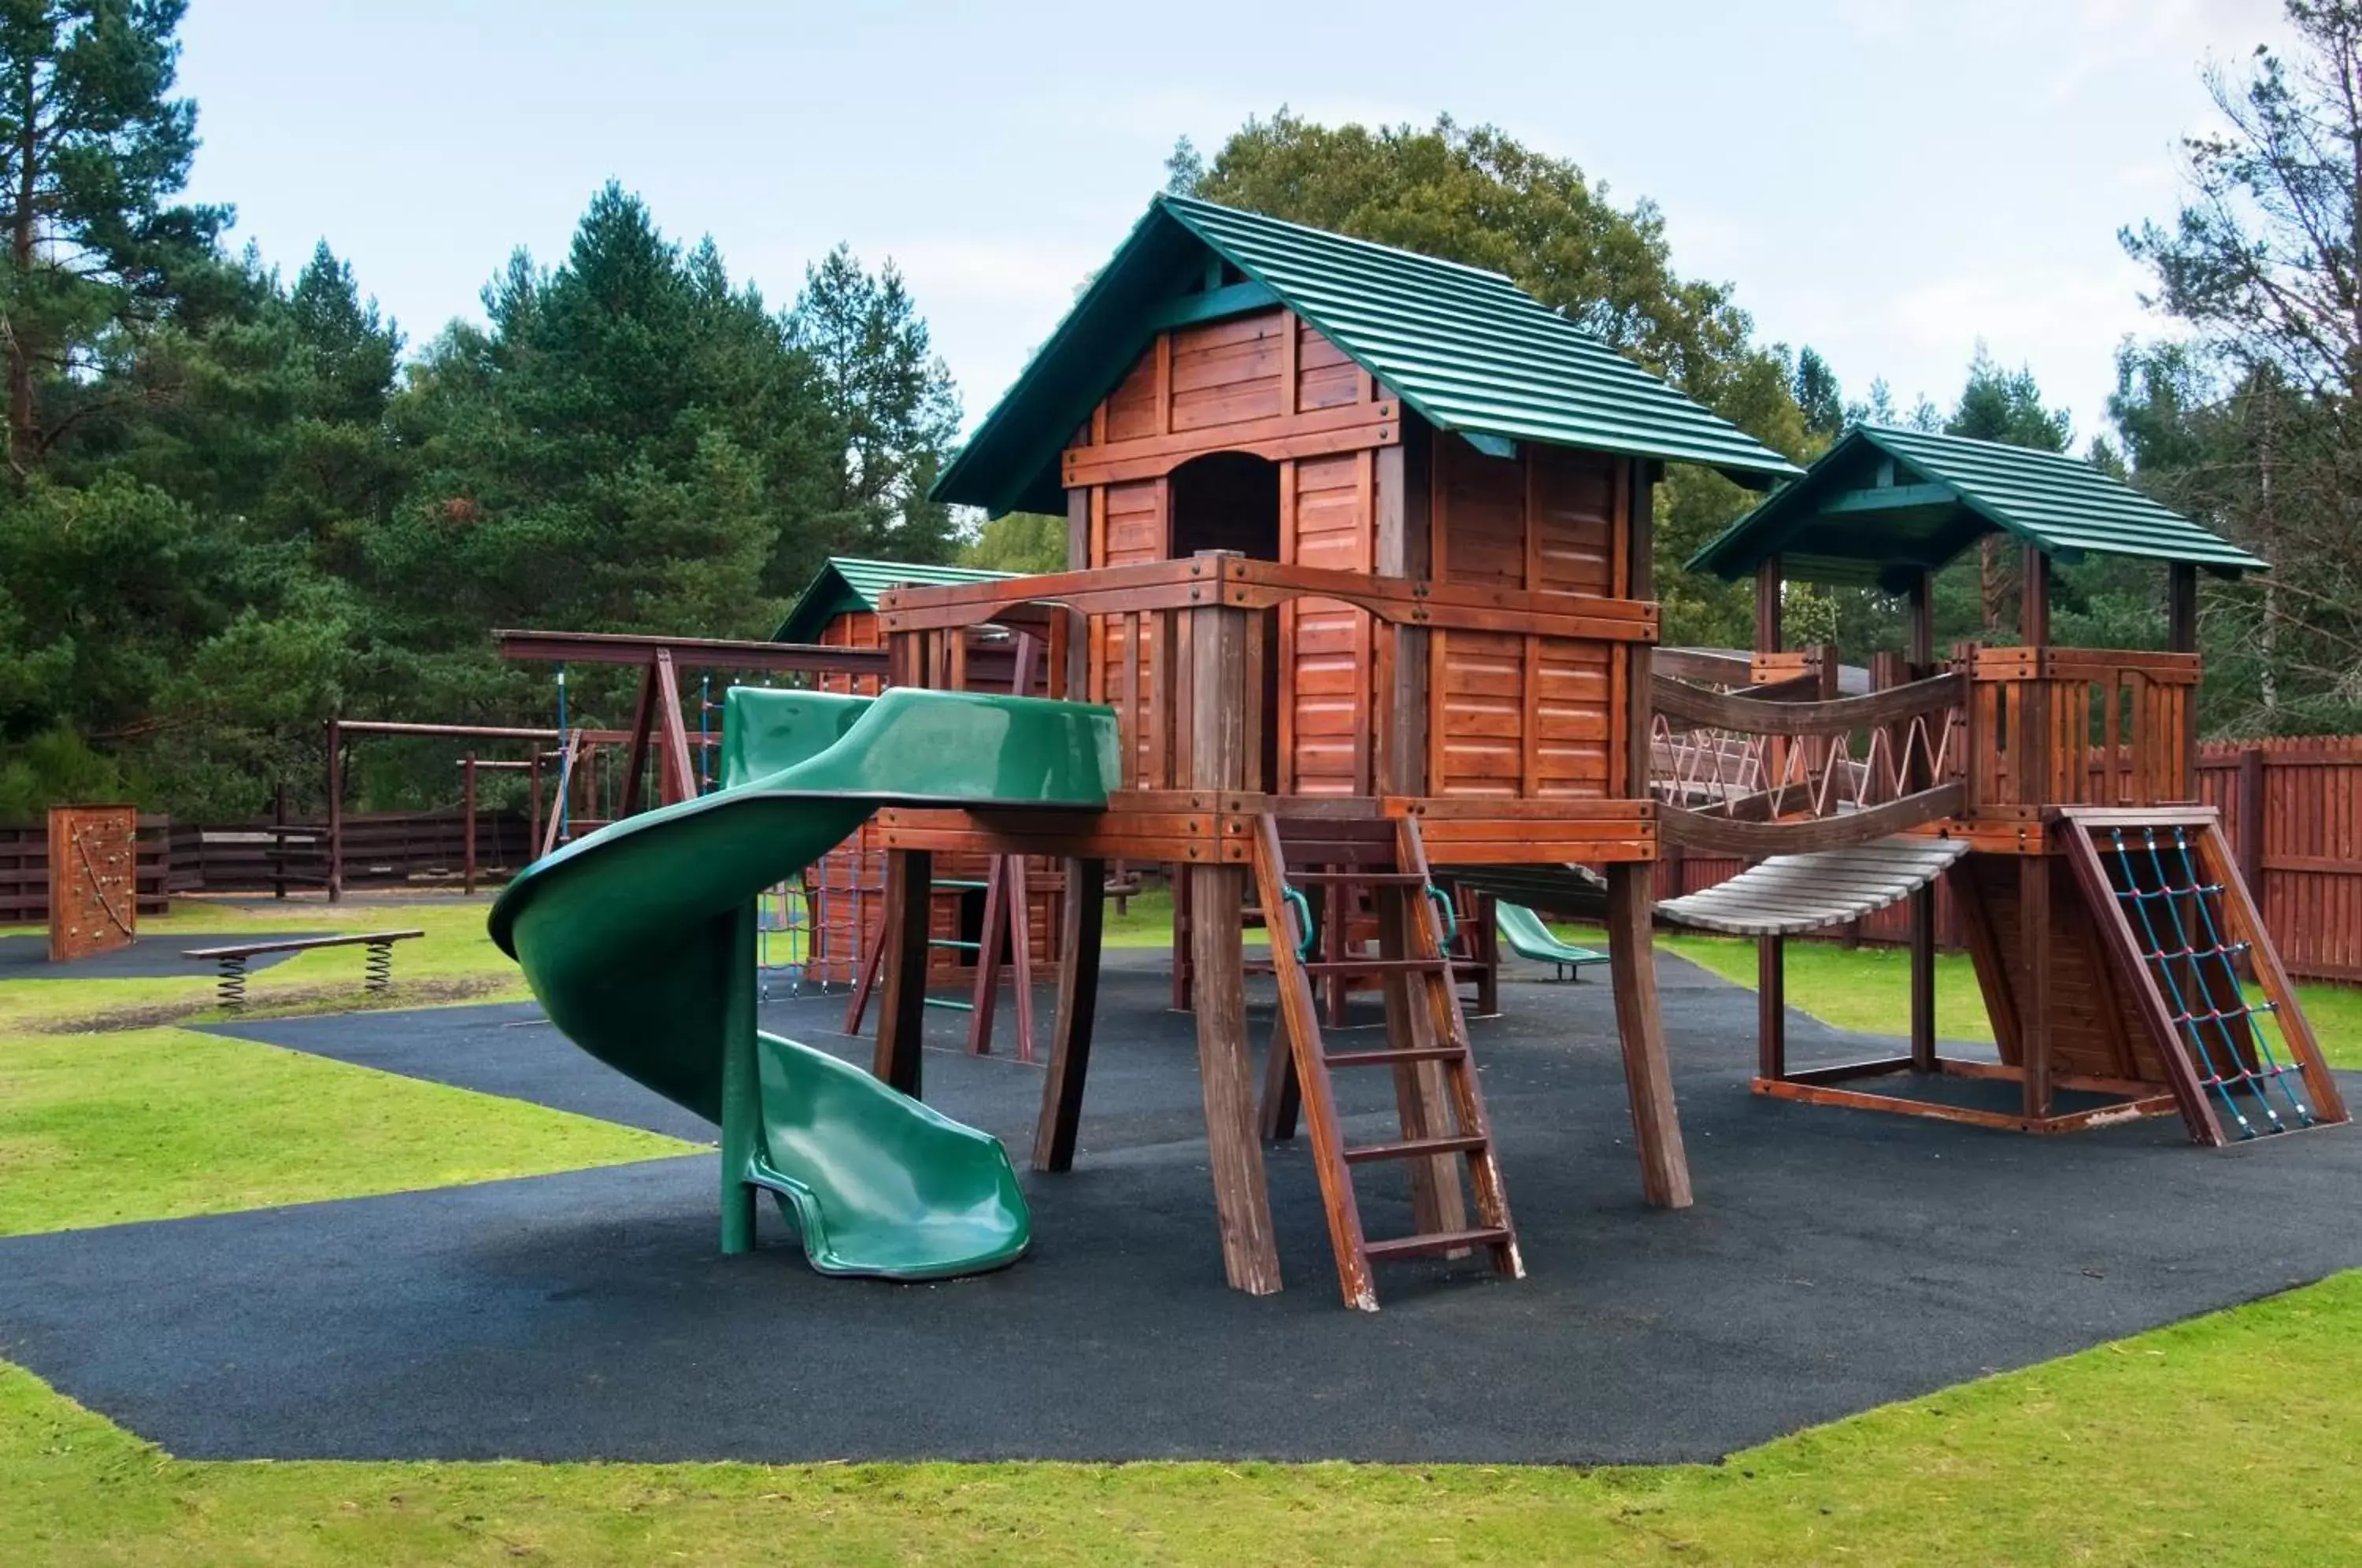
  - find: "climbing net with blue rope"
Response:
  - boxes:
[2101,826,2316,1138]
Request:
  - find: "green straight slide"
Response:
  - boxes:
[489,686,1117,1280]
[1493,900,1609,980]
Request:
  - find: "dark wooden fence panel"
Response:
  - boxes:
[2198,737,2362,984]
[0,816,173,925]
[5,810,530,920]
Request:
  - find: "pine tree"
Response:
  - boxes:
[0,0,225,472]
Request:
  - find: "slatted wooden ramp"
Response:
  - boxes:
[1657,835,1970,937]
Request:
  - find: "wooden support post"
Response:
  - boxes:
[2020,852,2053,1121]
[1033,856,1105,1172]
[461,753,478,896]
[2168,562,2201,793]
[527,749,542,864]
[1907,570,1938,1070]
[872,848,932,1097]
[1758,938,1786,1080]
[1608,862,1693,1210]
[1611,457,1691,1210]
[2167,561,2198,653]
[2022,545,2053,649]
[1187,579,1282,1295]
[1753,551,1783,1076]
[325,717,344,904]
[272,782,288,900]
[655,647,695,804]
[620,655,659,817]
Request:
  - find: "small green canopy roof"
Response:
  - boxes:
[772,557,1023,644]
[932,194,1803,516]
[1687,424,2269,591]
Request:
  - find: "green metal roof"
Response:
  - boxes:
[933,193,1803,516]
[1687,424,2269,590]
[772,557,1024,644]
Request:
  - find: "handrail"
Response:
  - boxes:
[1657,782,1965,856]
[878,552,1658,643]
[1652,671,1966,738]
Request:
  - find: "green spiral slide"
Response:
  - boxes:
[488,685,1118,1280]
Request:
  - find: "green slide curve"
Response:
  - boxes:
[488,686,1117,1280]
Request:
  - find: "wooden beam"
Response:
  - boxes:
[496,628,886,677]
[1607,861,1693,1209]
[1816,483,1958,515]
[2167,561,2199,653]
[872,849,932,1097]
[1187,594,1283,1294]
[1032,856,1105,1172]
[1142,279,1279,332]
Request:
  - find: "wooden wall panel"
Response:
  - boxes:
[1102,349,1161,442]
[1168,313,1287,432]
[1531,447,1617,597]
[1534,647,1612,796]
[1436,441,1527,588]
[1288,452,1370,795]
[1297,320,1362,410]
[1438,631,1526,797]
[1961,852,2163,1083]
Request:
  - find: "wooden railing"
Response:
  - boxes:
[879,552,1660,803]
[1647,665,1965,854]
[1961,646,2198,812]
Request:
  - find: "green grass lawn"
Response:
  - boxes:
[0,1025,696,1237]
[1534,919,2362,1071]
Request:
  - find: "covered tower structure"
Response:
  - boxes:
[1679,423,2347,1143]
[887,194,1803,1307]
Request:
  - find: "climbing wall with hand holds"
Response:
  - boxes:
[48,804,139,963]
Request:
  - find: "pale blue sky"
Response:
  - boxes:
[178,1,2290,449]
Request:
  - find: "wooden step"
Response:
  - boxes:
[1343,1133,1490,1164]
[1299,956,1452,975]
[1285,870,1426,886]
[1363,1226,1514,1263]
[1325,1045,1468,1067]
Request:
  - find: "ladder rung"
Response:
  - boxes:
[1343,1133,1489,1165]
[1363,1226,1513,1262]
[931,878,990,889]
[923,997,975,1011]
[1299,957,1451,975]
[1325,1045,1467,1067]
[1285,871,1423,885]
[927,938,981,950]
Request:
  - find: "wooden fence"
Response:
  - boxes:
[1660,735,2362,985]
[0,815,173,926]
[2,809,531,923]
[2197,736,2362,984]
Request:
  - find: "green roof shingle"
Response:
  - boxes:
[932,194,1802,516]
[772,557,1024,644]
[1687,424,2268,590]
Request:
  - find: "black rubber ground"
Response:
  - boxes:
[0,932,331,981]
[0,948,2355,1466]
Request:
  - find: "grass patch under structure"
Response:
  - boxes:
[0,1024,696,1237]
[1540,919,2362,1071]
[2,1268,2359,1565]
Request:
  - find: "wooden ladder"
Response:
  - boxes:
[1250,812,1523,1311]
